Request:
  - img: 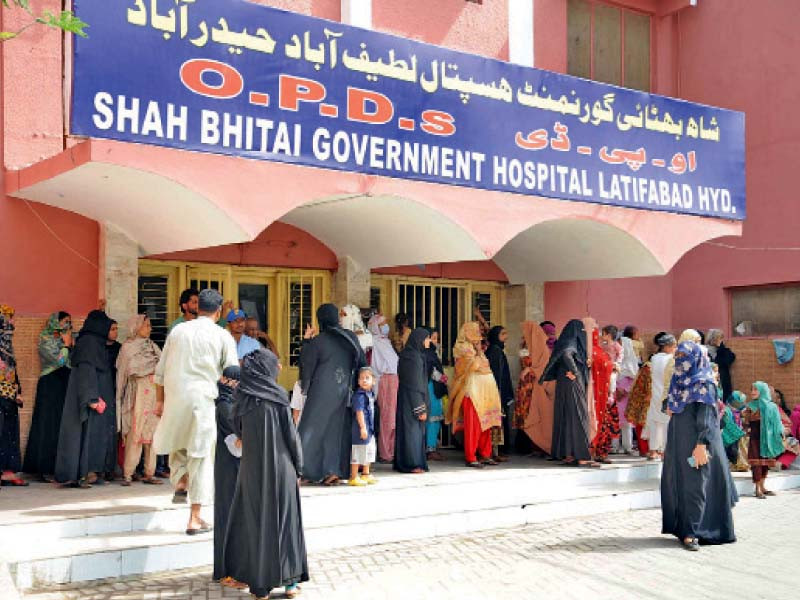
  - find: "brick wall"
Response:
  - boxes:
[640,332,799,409]
[727,338,799,408]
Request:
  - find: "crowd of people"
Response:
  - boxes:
[0,291,798,594]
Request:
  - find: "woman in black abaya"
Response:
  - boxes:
[661,341,737,550]
[394,327,431,474]
[54,310,117,488]
[298,303,365,485]
[539,319,596,466]
[212,365,242,587]
[486,325,514,457]
[223,349,308,600]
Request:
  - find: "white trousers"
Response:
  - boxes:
[169,448,214,506]
[646,421,668,453]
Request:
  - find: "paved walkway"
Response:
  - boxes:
[23,489,798,600]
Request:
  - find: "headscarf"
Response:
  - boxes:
[216,365,241,406]
[539,319,588,384]
[367,314,398,375]
[116,315,162,433]
[517,321,555,449]
[38,312,71,375]
[678,329,702,344]
[665,341,716,414]
[317,303,340,331]
[446,322,489,425]
[70,310,114,371]
[748,381,785,459]
[540,322,557,352]
[341,304,373,351]
[706,329,723,347]
[654,332,676,351]
[0,305,18,399]
[234,348,289,419]
[398,327,430,397]
[729,390,747,410]
[487,326,505,349]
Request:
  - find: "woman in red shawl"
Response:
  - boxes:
[589,328,619,463]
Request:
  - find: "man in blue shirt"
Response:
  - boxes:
[227,309,261,360]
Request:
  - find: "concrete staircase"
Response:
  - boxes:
[3,458,799,591]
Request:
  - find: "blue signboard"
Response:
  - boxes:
[71,0,746,220]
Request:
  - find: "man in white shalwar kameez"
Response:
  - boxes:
[154,289,238,534]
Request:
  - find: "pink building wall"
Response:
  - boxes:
[149,222,339,270]
[545,1,800,335]
[3,0,783,331]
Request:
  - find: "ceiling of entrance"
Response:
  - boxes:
[280,194,487,268]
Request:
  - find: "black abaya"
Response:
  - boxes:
[213,377,240,581]
[223,349,308,596]
[486,326,514,452]
[540,320,591,462]
[394,328,430,473]
[54,311,117,483]
[298,304,365,481]
[23,366,71,476]
[0,395,22,472]
[661,401,737,544]
[713,343,736,402]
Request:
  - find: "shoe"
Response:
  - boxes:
[185,525,212,535]
[362,474,378,485]
[348,477,368,487]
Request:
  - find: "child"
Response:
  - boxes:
[350,367,378,486]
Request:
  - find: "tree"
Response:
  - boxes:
[1,0,87,41]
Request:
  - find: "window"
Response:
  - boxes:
[370,286,382,314]
[139,259,331,386]
[731,284,800,337]
[138,275,170,347]
[567,0,651,91]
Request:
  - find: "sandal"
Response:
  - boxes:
[1,478,29,487]
[76,479,91,489]
[322,475,340,486]
[682,537,699,551]
[141,477,164,485]
[465,461,484,468]
[285,583,301,598]
[578,460,602,468]
[481,459,499,466]
[120,478,132,487]
[172,489,188,504]
[220,577,248,590]
[763,490,776,496]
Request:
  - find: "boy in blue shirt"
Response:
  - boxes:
[349,367,377,486]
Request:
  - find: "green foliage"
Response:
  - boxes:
[1,0,88,41]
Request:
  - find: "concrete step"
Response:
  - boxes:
[6,464,800,590]
[0,458,663,542]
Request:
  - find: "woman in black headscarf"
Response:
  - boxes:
[539,319,595,466]
[223,349,308,600]
[394,327,431,473]
[486,325,514,458]
[54,310,118,487]
[298,303,366,485]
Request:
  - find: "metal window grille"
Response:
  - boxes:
[138,275,169,347]
[288,280,313,367]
